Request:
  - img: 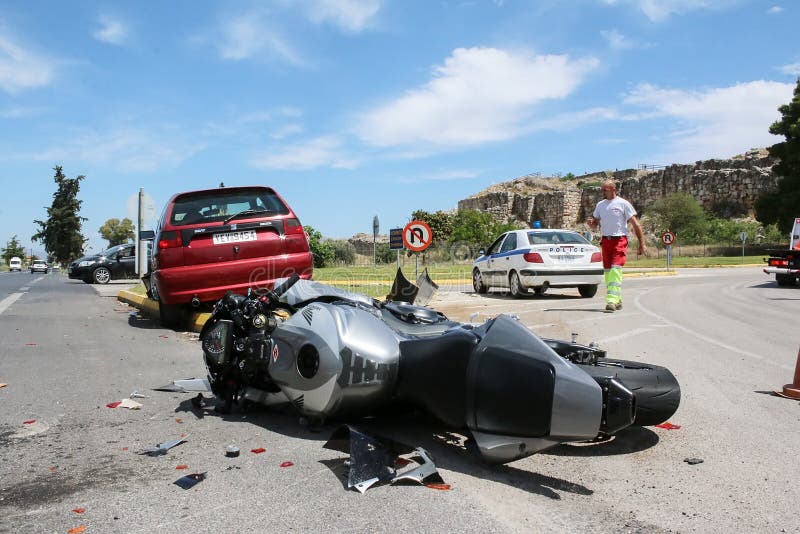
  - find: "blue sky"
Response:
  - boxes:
[1,0,798,257]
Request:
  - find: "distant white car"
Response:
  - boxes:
[30,260,49,274]
[472,229,603,298]
[8,257,22,272]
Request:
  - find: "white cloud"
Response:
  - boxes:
[304,0,381,32]
[356,47,599,147]
[601,0,735,22]
[251,136,358,170]
[623,80,794,162]
[93,15,128,45]
[601,29,635,50]
[0,35,55,94]
[34,128,205,173]
[767,6,783,14]
[777,62,800,76]
[218,12,305,65]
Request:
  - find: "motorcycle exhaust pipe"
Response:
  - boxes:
[191,296,201,308]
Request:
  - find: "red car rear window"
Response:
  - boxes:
[170,189,289,227]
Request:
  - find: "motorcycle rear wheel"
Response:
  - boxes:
[577,358,680,427]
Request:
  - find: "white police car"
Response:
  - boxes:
[472,229,603,298]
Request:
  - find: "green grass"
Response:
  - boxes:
[625,255,765,268]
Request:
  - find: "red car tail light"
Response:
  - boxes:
[591,252,602,263]
[769,258,788,267]
[523,252,544,263]
[158,231,182,250]
[285,218,305,235]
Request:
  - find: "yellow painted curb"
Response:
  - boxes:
[117,289,210,333]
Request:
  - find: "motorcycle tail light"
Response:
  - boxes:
[158,231,182,249]
[590,252,602,263]
[523,252,544,263]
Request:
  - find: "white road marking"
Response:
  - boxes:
[19,286,30,291]
[0,292,25,315]
[633,290,793,371]
[596,327,655,345]
[30,276,44,284]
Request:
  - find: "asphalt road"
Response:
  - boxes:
[0,268,798,533]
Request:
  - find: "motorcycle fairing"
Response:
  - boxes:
[269,302,401,417]
[279,279,375,308]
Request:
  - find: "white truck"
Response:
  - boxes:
[763,217,800,286]
[8,257,22,271]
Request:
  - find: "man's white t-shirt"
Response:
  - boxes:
[593,197,636,237]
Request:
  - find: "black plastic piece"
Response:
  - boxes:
[593,377,636,435]
[387,268,418,303]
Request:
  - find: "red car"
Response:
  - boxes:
[149,185,313,326]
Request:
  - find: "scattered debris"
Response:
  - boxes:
[280,461,294,468]
[175,465,188,470]
[72,508,86,514]
[129,391,149,399]
[426,483,452,491]
[175,418,183,423]
[22,419,36,425]
[118,399,142,410]
[0,383,7,388]
[655,422,681,430]
[684,457,704,465]
[141,436,188,456]
[174,472,206,490]
[251,448,266,454]
[153,378,212,393]
[68,526,87,534]
[159,335,169,339]
[49,466,57,472]
[25,343,37,346]
[323,425,446,493]
[225,445,240,458]
[106,402,122,409]
[224,465,241,471]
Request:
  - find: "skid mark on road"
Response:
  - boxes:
[0,292,25,315]
[633,290,792,371]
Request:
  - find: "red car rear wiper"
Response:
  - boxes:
[222,208,273,225]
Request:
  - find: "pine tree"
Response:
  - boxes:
[2,235,26,265]
[32,166,87,265]
[756,78,800,235]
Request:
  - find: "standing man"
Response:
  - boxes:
[587,180,647,312]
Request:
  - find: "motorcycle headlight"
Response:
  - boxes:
[78,260,96,267]
[202,319,233,367]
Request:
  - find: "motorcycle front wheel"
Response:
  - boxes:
[576,358,680,427]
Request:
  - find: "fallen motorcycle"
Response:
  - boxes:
[200,275,680,464]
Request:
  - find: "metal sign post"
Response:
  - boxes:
[661,231,676,271]
[740,231,747,263]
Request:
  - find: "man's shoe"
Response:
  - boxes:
[615,302,623,310]
[605,303,615,313]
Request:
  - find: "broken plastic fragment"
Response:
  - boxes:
[251,448,266,454]
[225,445,240,458]
[655,422,681,430]
[153,378,212,393]
[22,419,36,425]
[68,526,87,534]
[280,461,294,468]
[175,418,183,423]
[174,472,206,490]
[72,508,86,514]
[106,402,121,409]
[129,391,149,399]
[141,436,188,456]
[425,483,452,491]
[49,466,57,472]
[118,399,142,410]
[176,464,188,470]
[0,383,7,388]
[684,457,704,465]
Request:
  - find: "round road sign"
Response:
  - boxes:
[661,231,676,246]
[402,221,433,252]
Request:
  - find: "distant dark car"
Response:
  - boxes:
[30,260,49,273]
[149,185,313,326]
[68,243,137,284]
